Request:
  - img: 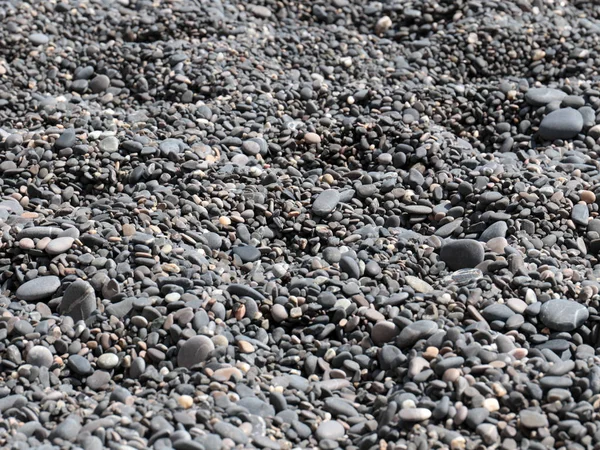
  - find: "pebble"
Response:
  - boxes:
[26,346,53,368]
[97,353,119,370]
[58,279,96,322]
[539,298,589,331]
[45,237,74,255]
[399,408,432,422]
[539,108,584,140]
[16,276,61,301]
[177,335,215,368]
[315,421,345,441]
[440,240,484,270]
[313,189,341,216]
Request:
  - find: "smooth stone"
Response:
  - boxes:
[519,410,549,428]
[55,129,77,150]
[86,371,111,390]
[572,203,589,227]
[29,33,49,45]
[67,355,93,376]
[397,320,438,349]
[26,346,53,368]
[479,221,508,242]
[440,239,484,270]
[46,237,74,255]
[49,417,81,441]
[99,136,119,152]
[371,321,399,345]
[232,245,261,263]
[177,335,215,368]
[58,279,96,322]
[213,421,249,444]
[204,232,222,250]
[324,397,359,418]
[313,190,341,216]
[539,299,589,331]
[339,256,360,279]
[271,304,288,322]
[90,75,110,93]
[525,87,567,106]
[97,353,119,370]
[481,304,515,322]
[315,421,345,441]
[227,284,265,301]
[539,108,583,140]
[399,408,432,422]
[16,276,61,301]
[405,275,433,293]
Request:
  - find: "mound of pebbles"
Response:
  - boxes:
[1,0,600,449]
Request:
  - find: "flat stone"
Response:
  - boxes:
[177,335,215,368]
[440,239,484,270]
[232,245,261,263]
[397,320,438,349]
[213,421,249,444]
[405,275,433,293]
[313,189,341,216]
[315,421,345,441]
[481,304,515,322]
[97,353,119,370]
[29,33,49,45]
[525,87,567,106]
[67,355,93,376]
[519,410,549,429]
[479,221,508,242]
[86,371,111,390]
[572,203,589,227]
[539,298,589,331]
[55,129,77,150]
[539,108,584,140]
[46,237,74,255]
[16,276,61,301]
[399,408,432,422]
[58,279,96,323]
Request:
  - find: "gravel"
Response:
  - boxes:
[1,0,600,449]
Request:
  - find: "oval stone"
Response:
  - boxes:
[177,335,215,368]
[16,276,61,301]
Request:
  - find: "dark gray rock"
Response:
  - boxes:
[539,108,583,140]
[539,299,589,331]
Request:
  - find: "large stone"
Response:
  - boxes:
[312,189,340,216]
[525,87,567,106]
[539,108,583,141]
[177,335,215,368]
[16,276,61,301]
[58,279,96,322]
[440,239,484,271]
[539,298,589,331]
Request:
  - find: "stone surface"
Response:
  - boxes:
[539,108,584,140]
[539,299,589,331]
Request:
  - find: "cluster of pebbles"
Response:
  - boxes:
[2,0,600,449]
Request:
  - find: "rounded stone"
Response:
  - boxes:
[16,276,61,301]
[315,421,345,441]
[27,345,53,368]
[46,237,74,255]
[97,353,119,370]
[58,279,96,323]
[440,239,485,271]
[312,189,341,217]
[177,335,215,368]
[539,299,589,331]
[539,108,583,141]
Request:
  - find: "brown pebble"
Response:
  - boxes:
[238,341,255,353]
[580,190,596,204]
[303,132,321,145]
